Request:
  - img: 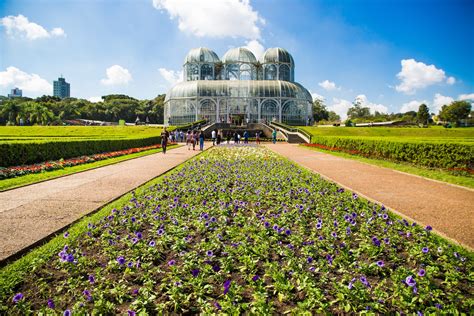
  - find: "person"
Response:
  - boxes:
[243,130,249,144]
[233,132,239,144]
[211,129,216,146]
[216,131,222,145]
[193,130,198,150]
[199,130,205,151]
[272,129,277,144]
[226,132,231,144]
[161,128,169,154]
[186,130,193,150]
[255,131,260,144]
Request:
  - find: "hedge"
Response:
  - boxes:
[0,136,161,167]
[308,136,474,171]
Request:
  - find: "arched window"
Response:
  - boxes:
[279,64,290,81]
[264,64,277,80]
[239,64,254,80]
[200,64,214,80]
[226,64,239,80]
[261,99,278,122]
[187,64,199,81]
[199,99,216,122]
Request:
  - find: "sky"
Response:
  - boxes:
[0,0,473,119]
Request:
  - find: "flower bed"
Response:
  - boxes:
[0,144,173,180]
[2,146,472,314]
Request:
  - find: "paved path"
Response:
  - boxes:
[0,145,205,261]
[266,143,474,250]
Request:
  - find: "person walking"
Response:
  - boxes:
[193,130,198,150]
[211,129,216,146]
[161,128,169,154]
[272,129,277,144]
[226,132,231,144]
[186,130,193,150]
[243,130,249,144]
[255,131,260,144]
[199,130,205,151]
[216,130,222,145]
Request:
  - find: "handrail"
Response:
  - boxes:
[270,122,312,143]
[171,119,207,131]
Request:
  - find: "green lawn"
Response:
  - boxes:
[300,144,474,189]
[0,144,179,191]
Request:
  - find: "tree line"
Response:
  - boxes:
[312,97,472,127]
[0,94,165,126]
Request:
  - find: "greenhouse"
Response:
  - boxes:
[164,47,313,126]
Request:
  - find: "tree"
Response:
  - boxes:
[312,98,329,122]
[327,111,340,122]
[439,100,471,126]
[416,103,430,126]
[347,97,370,119]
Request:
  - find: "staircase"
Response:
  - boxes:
[269,122,311,143]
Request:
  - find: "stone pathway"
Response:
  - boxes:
[0,144,206,262]
[266,143,474,250]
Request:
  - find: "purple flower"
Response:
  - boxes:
[117,256,126,265]
[83,289,92,300]
[191,269,200,277]
[425,225,432,231]
[64,310,71,316]
[12,293,24,304]
[223,279,231,295]
[132,238,139,244]
[149,240,156,247]
[131,217,136,223]
[331,232,337,238]
[88,274,95,284]
[422,247,429,254]
[127,261,134,268]
[435,303,443,309]
[252,274,260,281]
[376,260,384,267]
[157,229,164,235]
[372,236,381,247]
[272,224,279,231]
[47,298,55,308]
[316,223,322,229]
[63,231,69,238]
[307,257,313,264]
[418,269,426,277]
[206,250,214,257]
[348,278,356,289]
[136,232,142,239]
[128,310,136,316]
[168,259,176,266]
[285,229,291,235]
[211,217,217,222]
[264,221,270,228]
[405,275,416,287]
[214,301,222,310]
[360,276,370,287]
[212,264,221,272]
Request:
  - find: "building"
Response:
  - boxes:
[164,47,313,126]
[53,76,70,99]
[8,87,22,98]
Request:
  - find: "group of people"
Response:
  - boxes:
[160,128,279,154]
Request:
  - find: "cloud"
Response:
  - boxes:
[158,68,183,86]
[458,93,474,101]
[243,39,265,59]
[395,59,447,94]
[400,100,429,113]
[1,14,66,40]
[327,97,352,120]
[446,76,456,85]
[354,94,388,114]
[432,93,454,112]
[88,96,102,103]
[100,65,132,86]
[152,0,265,39]
[309,90,325,102]
[0,66,52,96]
[318,80,340,91]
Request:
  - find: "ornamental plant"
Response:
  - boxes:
[1,145,472,314]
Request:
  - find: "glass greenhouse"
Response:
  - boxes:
[164,47,313,126]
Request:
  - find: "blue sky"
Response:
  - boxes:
[1,0,473,118]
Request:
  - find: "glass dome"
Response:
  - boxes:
[222,47,257,64]
[260,47,294,65]
[184,47,220,64]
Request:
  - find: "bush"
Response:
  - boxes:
[0,136,161,167]
[309,136,473,170]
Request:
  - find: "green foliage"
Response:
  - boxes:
[347,98,371,119]
[439,101,472,126]
[417,104,430,126]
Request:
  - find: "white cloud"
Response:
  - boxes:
[400,100,429,113]
[458,93,474,101]
[432,93,454,112]
[0,66,52,96]
[152,0,265,39]
[318,80,340,91]
[243,39,265,59]
[309,90,325,102]
[100,65,132,86]
[327,97,352,120]
[88,96,102,103]
[158,68,183,86]
[354,94,388,114]
[395,59,447,94]
[1,14,66,40]
[446,76,456,85]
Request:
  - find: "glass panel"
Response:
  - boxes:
[264,64,277,80]
[187,64,199,81]
[261,99,278,123]
[279,64,290,81]
[226,64,239,80]
[200,64,214,80]
[199,99,216,122]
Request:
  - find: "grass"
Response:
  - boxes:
[299,126,474,142]
[300,144,474,189]
[0,126,163,142]
[0,144,179,191]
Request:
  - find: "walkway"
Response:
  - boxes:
[266,143,474,250]
[0,145,205,262]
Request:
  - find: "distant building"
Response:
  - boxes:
[8,87,22,98]
[53,76,70,99]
